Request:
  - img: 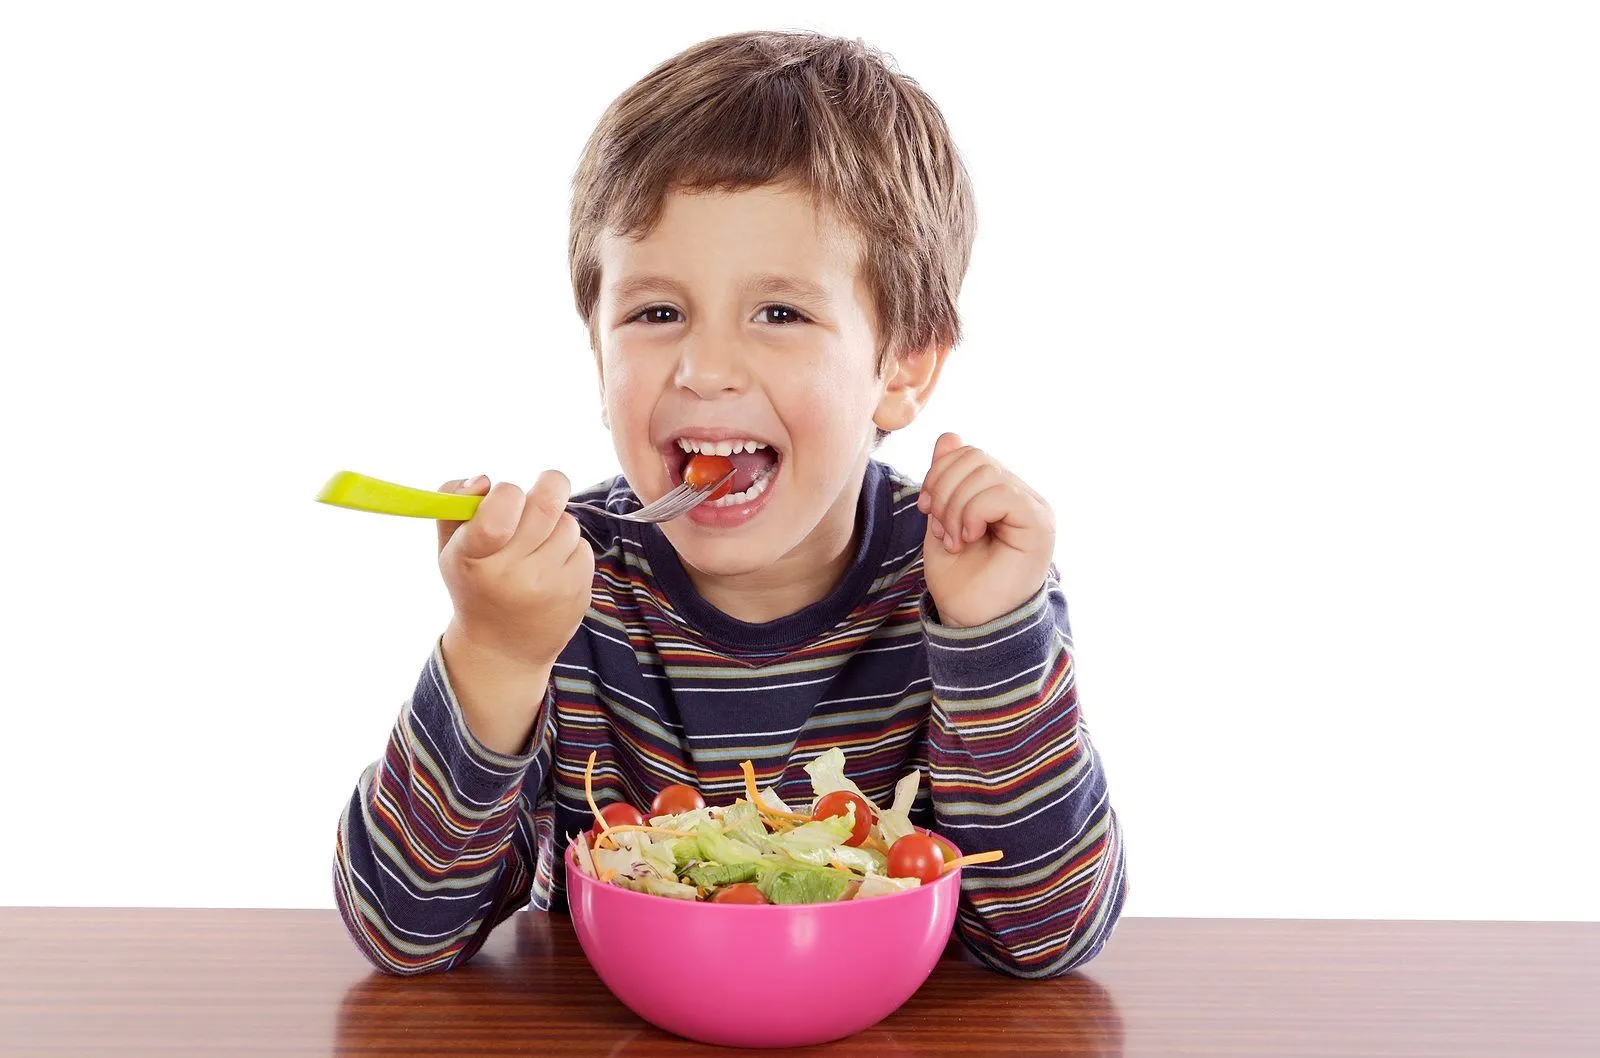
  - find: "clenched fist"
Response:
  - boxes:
[436,471,594,756]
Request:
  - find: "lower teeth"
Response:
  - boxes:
[707,466,776,508]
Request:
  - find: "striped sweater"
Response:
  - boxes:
[333,459,1126,978]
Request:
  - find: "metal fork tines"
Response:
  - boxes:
[566,470,736,524]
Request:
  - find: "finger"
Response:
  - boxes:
[919,443,981,516]
[924,447,994,535]
[453,482,524,560]
[917,432,966,512]
[926,513,948,546]
[437,476,490,553]
[939,463,1006,551]
[562,533,597,578]
[533,512,583,563]
[957,481,1050,550]
[507,469,573,557]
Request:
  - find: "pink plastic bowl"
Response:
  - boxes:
[564,843,961,1048]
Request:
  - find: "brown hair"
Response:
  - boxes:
[568,30,976,371]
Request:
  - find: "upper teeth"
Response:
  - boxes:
[677,437,768,456]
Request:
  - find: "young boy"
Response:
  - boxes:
[334,29,1125,980]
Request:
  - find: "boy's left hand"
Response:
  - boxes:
[918,432,1056,628]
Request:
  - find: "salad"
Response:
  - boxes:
[571,747,1001,905]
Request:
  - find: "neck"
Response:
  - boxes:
[684,462,869,625]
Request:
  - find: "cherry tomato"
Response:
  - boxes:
[813,790,874,847]
[588,802,646,843]
[649,783,706,817]
[888,833,944,885]
[710,883,768,904]
[684,454,735,500]
[930,833,961,864]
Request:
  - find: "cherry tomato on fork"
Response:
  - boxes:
[684,454,735,500]
[812,791,874,847]
[588,803,646,843]
[649,784,707,817]
[887,834,945,885]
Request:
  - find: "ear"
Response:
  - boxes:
[873,343,950,433]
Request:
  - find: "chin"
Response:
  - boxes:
[667,532,787,578]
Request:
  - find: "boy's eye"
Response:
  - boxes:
[636,306,682,324]
[759,305,808,325]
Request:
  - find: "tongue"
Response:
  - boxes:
[727,449,778,493]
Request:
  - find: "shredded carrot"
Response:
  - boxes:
[582,750,618,851]
[739,760,812,822]
[942,850,1004,873]
[595,823,690,851]
[598,869,617,883]
[864,833,891,856]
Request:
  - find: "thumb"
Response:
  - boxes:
[452,482,524,560]
[932,431,963,467]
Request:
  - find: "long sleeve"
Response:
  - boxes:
[333,641,553,975]
[922,573,1127,977]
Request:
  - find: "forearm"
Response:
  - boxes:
[333,644,548,975]
[924,580,1127,977]
[442,620,554,757]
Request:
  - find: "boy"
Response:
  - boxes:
[334,29,1125,979]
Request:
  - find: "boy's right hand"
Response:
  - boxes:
[437,471,595,671]
[432,473,594,756]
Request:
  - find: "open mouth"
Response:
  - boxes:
[668,435,782,510]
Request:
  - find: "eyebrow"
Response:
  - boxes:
[607,272,834,306]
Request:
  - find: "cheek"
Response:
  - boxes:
[600,350,657,430]
[777,354,879,444]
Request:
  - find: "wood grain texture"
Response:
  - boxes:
[0,909,1594,1056]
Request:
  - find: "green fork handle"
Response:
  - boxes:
[316,471,484,520]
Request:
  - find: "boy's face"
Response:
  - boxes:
[593,183,894,579]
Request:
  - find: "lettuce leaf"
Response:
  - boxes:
[825,843,887,876]
[695,820,762,866]
[617,876,699,901]
[803,747,874,809]
[570,831,597,878]
[720,799,769,847]
[768,809,857,851]
[757,866,853,905]
[757,787,793,814]
[649,806,717,832]
[684,861,759,889]
[874,769,923,846]
[854,874,921,900]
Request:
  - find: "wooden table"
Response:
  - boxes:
[1,909,1595,1056]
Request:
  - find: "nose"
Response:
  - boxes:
[673,330,749,400]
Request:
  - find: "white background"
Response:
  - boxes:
[1,2,1595,918]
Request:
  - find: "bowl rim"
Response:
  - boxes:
[563,830,962,911]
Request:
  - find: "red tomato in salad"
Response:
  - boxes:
[813,791,874,847]
[888,833,945,885]
[588,802,646,843]
[683,454,735,500]
[649,784,706,817]
[710,883,768,904]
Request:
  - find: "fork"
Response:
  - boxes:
[315,469,735,524]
